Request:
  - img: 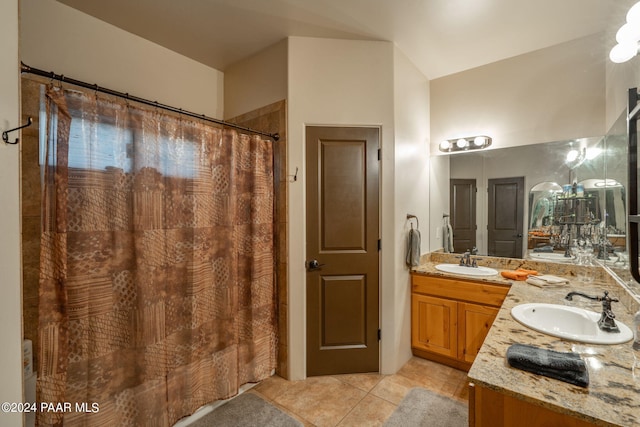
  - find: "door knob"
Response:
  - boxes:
[306,259,326,271]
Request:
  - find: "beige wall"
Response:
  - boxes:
[390,47,430,372]
[430,34,606,154]
[287,37,397,378]
[605,53,640,127]
[20,0,224,118]
[0,0,24,425]
[224,39,288,119]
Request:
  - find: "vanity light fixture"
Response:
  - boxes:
[566,149,580,163]
[609,1,640,63]
[439,135,492,153]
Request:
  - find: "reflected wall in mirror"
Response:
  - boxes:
[439,110,627,263]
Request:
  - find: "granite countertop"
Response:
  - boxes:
[413,253,640,426]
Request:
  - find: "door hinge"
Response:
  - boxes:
[377,148,381,161]
[377,239,381,251]
[377,329,381,340]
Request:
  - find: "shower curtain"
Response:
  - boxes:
[37,86,276,426]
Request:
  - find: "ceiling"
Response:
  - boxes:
[57,0,619,79]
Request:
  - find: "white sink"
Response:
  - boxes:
[511,303,633,345]
[528,252,574,263]
[435,263,499,277]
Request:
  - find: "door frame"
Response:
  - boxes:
[303,125,382,376]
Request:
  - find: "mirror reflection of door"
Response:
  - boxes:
[450,179,477,254]
[488,177,524,258]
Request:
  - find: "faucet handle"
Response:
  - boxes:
[601,291,619,302]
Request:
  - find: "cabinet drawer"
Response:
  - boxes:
[412,274,509,307]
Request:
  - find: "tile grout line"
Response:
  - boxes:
[333,390,377,427]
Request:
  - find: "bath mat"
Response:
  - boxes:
[188,392,302,427]
[383,387,468,427]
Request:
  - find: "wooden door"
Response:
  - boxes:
[450,179,477,253]
[458,302,499,363]
[411,294,457,358]
[488,177,524,258]
[305,126,380,376]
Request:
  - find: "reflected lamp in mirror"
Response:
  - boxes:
[564,146,602,169]
[609,1,640,63]
[439,135,492,153]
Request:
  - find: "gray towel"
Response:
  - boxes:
[406,228,421,267]
[443,217,454,253]
[506,343,589,387]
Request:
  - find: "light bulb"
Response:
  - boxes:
[628,1,640,25]
[566,150,579,162]
[456,138,468,149]
[617,23,640,44]
[609,43,638,63]
[585,147,602,160]
[473,136,487,146]
[440,140,451,150]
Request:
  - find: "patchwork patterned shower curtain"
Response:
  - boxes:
[37,86,276,426]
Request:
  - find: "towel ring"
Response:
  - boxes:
[406,214,419,229]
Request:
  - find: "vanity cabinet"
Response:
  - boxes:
[469,383,598,427]
[411,274,509,370]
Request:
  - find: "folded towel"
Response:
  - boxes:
[406,228,421,267]
[525,274,569,288]
[506,343,589,387]
[501,269,538,281]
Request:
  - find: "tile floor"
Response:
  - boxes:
[247,357,469,427]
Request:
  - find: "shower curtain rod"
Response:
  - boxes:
[20,62,279,141]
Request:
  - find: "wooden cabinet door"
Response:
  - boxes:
[411,294,457,358]
[458,302,499,363]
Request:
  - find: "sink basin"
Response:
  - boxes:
[528,252,574,263]
[511,303,633,345]
[435,263,499,277]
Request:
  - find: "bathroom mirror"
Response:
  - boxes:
[527,178,626,256]
[438,110,627,262]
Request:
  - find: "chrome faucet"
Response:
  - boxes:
[565,291,620,333]
[458,250,478,268]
